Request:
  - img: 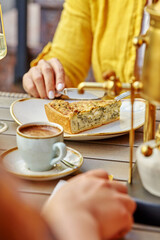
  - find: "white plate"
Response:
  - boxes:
[10,98,145,141]
[1,147,83,181]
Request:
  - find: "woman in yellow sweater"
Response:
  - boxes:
[23,0,146,99]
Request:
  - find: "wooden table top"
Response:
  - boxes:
[0,91,160,239]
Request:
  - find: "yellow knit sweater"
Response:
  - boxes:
[31,0,146,87]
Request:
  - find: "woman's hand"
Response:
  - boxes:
[42,169,136,240]
[23,58,66,99]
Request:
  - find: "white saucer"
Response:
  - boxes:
[1,147,83,181]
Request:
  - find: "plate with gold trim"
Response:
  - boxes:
[10,98,145,141]
[1,147,83,181]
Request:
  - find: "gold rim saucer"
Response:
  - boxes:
[1,147,83,181]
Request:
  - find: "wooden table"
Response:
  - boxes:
[0,91,160,239]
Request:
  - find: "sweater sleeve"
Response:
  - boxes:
[31,0,93,87]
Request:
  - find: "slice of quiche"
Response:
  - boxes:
[45,99,122,134]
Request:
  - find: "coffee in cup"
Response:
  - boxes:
[20,124,61,137]
[16,122,67,172]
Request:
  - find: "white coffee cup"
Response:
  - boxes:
[16,122,67,172]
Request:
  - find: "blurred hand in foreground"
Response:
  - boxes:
[43,169,136,240]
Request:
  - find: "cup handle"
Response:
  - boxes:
[50,142,67,166]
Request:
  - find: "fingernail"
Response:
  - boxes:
[48,91,55,99]
[57,83,64,91]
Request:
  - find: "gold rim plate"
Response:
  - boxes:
[10,98,145,141]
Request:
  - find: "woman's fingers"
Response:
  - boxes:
[108,181,127,194]
[23,72,40,98]
[117,192,136,214]
[111,214,134,240]
[30,66,47,99]
[84,169,109,180]
[106,181,136,214]
[48,58,65,91]
[23,58,66,99]
[84,171,127,193]
[102,197,134,239]
[38,60,55,99]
